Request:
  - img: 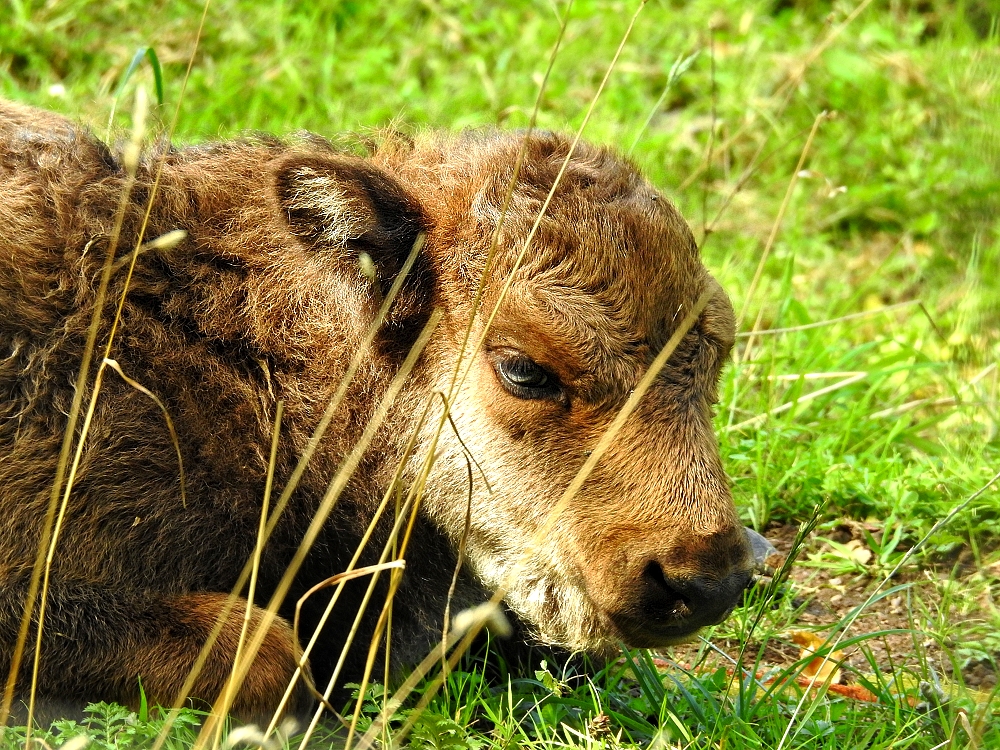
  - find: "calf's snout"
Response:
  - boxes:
[600,523,755,647]
[639,559,753,627]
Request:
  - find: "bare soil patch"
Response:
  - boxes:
[661,521,997,698]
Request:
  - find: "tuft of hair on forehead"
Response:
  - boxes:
[367,127,712,357]
[473,141,703,319]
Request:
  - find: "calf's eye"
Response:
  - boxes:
[489,351,562,401]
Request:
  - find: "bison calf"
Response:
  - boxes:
[0,100,756,721]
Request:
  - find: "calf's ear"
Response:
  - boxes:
[274,154,426,284]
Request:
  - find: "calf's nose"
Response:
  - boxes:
[608,524,756,646]
[640,558,752,629]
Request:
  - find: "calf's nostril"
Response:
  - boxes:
[642,560,693,619]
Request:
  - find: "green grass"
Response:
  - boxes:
[2,0,999,747]
[0,702,203,749]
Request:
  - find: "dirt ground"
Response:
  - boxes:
[661,521,998,699]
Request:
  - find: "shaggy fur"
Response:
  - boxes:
[0,100,753,720]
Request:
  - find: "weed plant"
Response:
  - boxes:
[1,0,998,748]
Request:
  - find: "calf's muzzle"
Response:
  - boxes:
[603,525,765,647]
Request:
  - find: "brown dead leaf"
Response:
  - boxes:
[823,682,879,702]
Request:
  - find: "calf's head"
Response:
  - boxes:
[381,133,753,652]
[274,131,754,654]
